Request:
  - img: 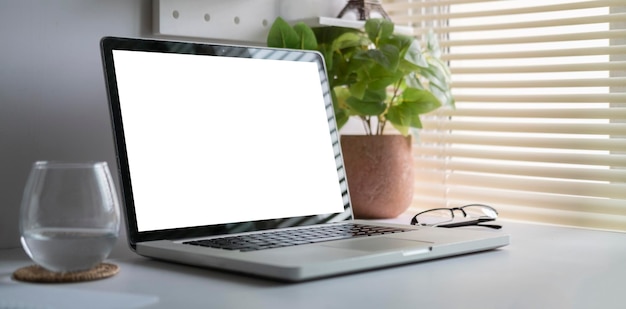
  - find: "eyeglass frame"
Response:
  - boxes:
[410,204,502,229]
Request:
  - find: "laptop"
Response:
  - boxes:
[100,36,509,282]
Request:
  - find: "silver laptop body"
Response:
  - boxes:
[101,36,509,282]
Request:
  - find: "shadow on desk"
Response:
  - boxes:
[120,255,288,287]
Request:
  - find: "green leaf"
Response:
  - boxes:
[386,106,415,135]
[420,63,449,94]
[366,65,404,89]
[293,22,318,50]
[386,88,443,135]
[267,17,300,49]
[362,88,387,102]
[404,72,425,90]
[428,56,452,82]
[354,49,386,67]
[424,30,442,58]
[332,87,351,129]
[401,88,442,114]
[379,44,400,71]
[394,34,414,53]
[313,26,359,45]
[334,109,349,129]
[350,80,368,99]
[429,84,455,107]
[354,44,399,72]
[345,89,387,116]
[364,19,394,45]
[404,39,428,68]
[331,32,368,51]
[318,44,334,76]
[345,99,386,116]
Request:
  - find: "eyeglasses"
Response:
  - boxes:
[410,204,501,229]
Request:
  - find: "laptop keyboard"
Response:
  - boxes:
[183,223,411,252]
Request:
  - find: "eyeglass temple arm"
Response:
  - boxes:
[436,218,502,229]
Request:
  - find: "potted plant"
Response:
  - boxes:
[267,17,454,218]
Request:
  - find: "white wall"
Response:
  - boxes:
[0,0,354,254]
[0,1,152,252]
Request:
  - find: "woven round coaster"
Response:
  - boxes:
[12,263,119,283]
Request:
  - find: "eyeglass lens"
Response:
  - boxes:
[412,204,498,226]
[460,204,498,219]
[414,209,455,225]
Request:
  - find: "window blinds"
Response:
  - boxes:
[384,0,626,231]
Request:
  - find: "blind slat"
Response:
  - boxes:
[412,183,626,216]
[414,157,626,182]
[492,205,626,231]
[414,13,626,35]
[414,172,626,199]
[418,133,626,152]
[385,0,615,11]
[451,61,626,74]
[385,0,615,17]
[442,46,626,60]
[441,30,626,47]
[421,120,626,135]
[428,107,626,119]
[414,145,626,167]
[452,93,626,103]
[452,77,626,88]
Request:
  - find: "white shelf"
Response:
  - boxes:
[153,0,413,44]
[297,16,414,35]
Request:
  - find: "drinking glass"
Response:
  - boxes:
[19,161,120,272]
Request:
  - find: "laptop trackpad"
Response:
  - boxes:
[322,237,432,254]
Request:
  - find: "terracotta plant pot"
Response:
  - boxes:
[340,135,414,219]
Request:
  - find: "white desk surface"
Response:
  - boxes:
[1,216,625,309]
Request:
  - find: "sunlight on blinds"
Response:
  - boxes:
[384,0,626,231]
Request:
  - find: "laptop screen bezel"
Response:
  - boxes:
[100,36,353,249]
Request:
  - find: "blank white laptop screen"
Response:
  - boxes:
[112,50,345,232]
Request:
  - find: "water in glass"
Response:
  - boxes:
[19,161,120,272]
